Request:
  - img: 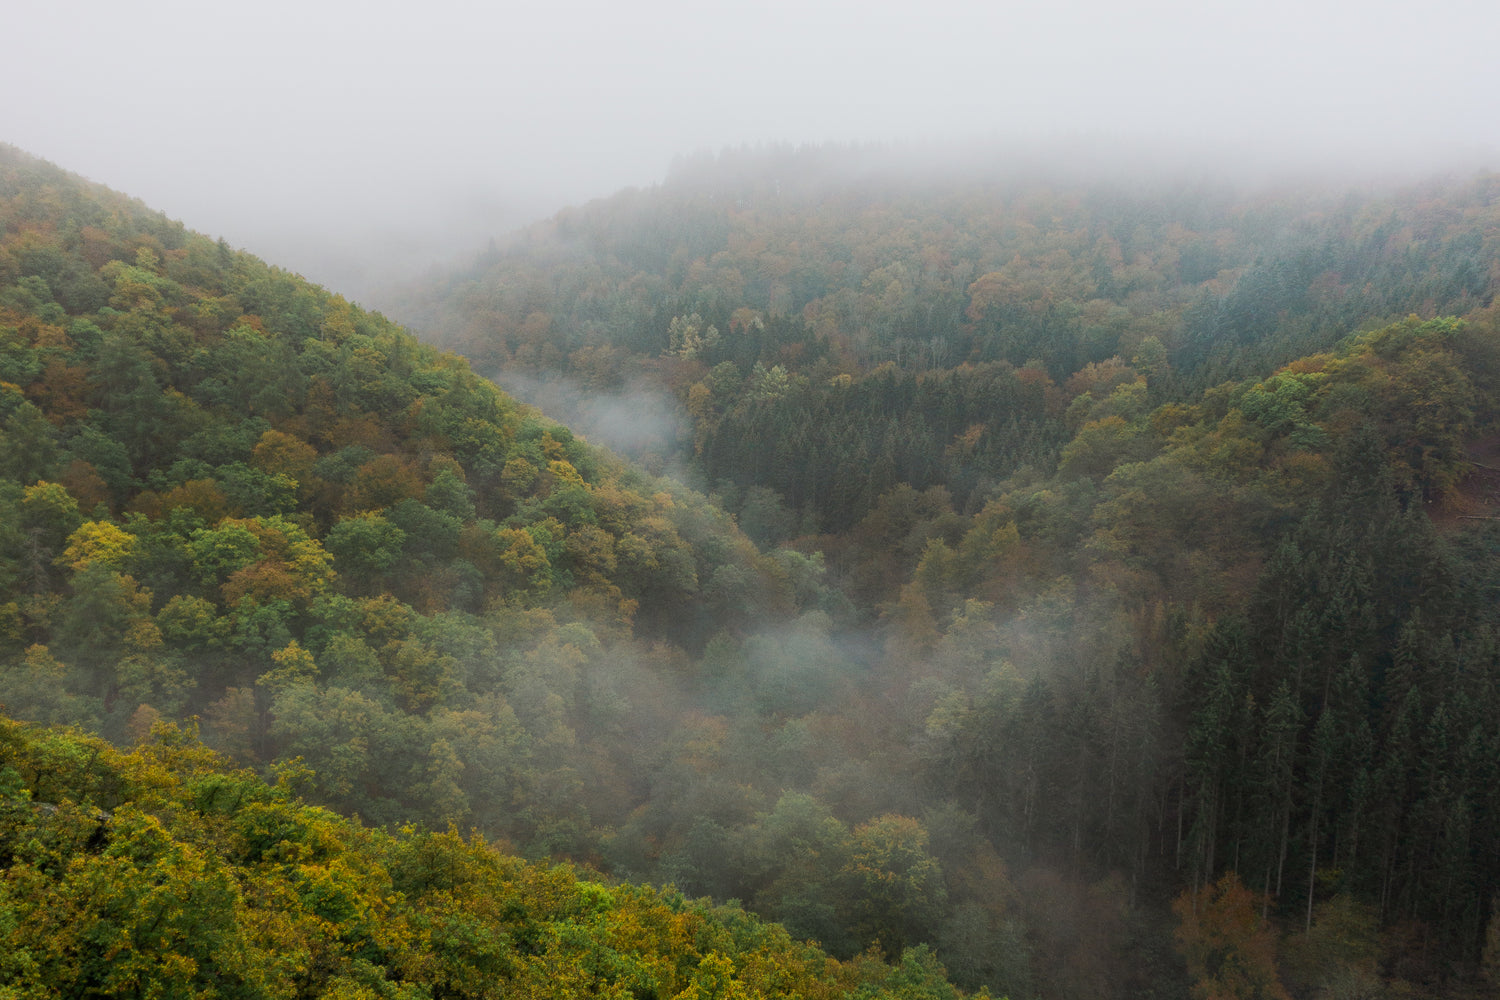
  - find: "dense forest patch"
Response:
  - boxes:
[0,715,976,999]
[6,142,1500,998]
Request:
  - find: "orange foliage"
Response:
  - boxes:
[1064,357,1140,403]
[129,478,232,522]
[348,454,424,512]
[159,479,231,523]
[284,376,339,446]
[1173,873,1290,1000]
[19,316,68,351]
[216,517,335,607]
[25,359,89,425]
[58,460,110,512]
[251,429,317,481]
[328,413,394,452]
[77,225,117,270]
[222,560,305,607]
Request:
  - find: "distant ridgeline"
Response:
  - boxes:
[394,145,1500,995]
[396,145,1500,536]
[7,141,1500,999]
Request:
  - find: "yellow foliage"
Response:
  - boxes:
[501,456,539,496]
[59,520,136,572]
[547,459,585,488]
[0,601,21,642]
[22,642,67,678]
[687,381,714,419]
[124,618,164,654]
[221,516,336,605]
[257,640,322,696]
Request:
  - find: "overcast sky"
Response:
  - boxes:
[5,0,1498,304]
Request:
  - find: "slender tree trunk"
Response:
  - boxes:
[1306,787,1323,932]
[1275,805,1290,900]
[1176,778,1184,871]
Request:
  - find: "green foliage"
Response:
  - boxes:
[843,814,948,959]
[326,513,407,579]
[0,715,972,1000]
[0,144,814,885]
[8,142,1500,999]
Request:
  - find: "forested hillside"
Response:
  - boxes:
[7,140,1500,999]
[398,146,1500,537]
[392,146,1500,997]
[0,716,970,999]
[0,143,851,839]
[0,145,967,993]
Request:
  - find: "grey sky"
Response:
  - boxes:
[6,0,1498,303]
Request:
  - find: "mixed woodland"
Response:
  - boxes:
[5,141,1500,998]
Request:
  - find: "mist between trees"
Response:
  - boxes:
[4,143,1500,998]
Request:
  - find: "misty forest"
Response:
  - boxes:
[3,141,1500,999]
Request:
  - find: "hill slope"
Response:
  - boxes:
[393,145,1500,539]
[9,142,1500,998]
[0,142,837,856]
[0,715,972,999]
[389,145,1500,996]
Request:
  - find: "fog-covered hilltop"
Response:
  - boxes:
[393,145,1499,535]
